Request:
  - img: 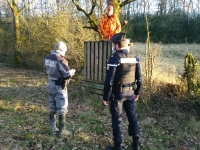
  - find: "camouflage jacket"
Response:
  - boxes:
[98,14,121,39]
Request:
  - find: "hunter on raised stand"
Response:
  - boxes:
[98,3,121,40]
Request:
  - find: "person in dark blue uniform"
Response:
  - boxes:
[43,41,76,138]
[103,33,142,150]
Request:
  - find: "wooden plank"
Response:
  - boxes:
[94,41,98,81]
[83,41,112,83]
[104,41,112,81]
[108,41,112,57]
[82,81,104,90]
[99,41,103,81]
[86,88,103,95]
[86,42,90,80]
[91,42,94,80]
[84,82,104,90]
[84,42,87,80]
[102,41,108,82]
[81,81,104,95]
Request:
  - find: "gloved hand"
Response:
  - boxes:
[70,69,76,76]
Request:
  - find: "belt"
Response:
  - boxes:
[112,82,136,93]
[121,87,133,92]
[122,83,134,87]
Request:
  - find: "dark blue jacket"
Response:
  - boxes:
[103,49,142,101]
[43,50,71,80]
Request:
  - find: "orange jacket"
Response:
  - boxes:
[98,14,121,39]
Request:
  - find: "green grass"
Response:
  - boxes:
[133,42,200,75]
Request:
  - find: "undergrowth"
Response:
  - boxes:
[0,62,200,150]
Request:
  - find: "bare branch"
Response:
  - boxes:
[72,0,98,32]
[19,0,35,13]
[121,20,128,29]
[120,0,137,8]
[7,0,35,13]
[89,0,96,15]
[83,26,95,29]
[7,0,13,9]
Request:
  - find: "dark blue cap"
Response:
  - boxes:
[110,33,126,44]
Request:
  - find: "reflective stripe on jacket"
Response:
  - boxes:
[113,53,136,85]
[43,50,71,80]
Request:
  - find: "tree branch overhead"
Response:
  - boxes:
[72,0,98,32]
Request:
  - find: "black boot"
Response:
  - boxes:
[133,136,139,150]
[49,112,58,136]
[58,114,73,138]
[106,144,122,150]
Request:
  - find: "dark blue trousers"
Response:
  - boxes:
[110,98,139,145]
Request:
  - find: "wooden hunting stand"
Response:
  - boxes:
[82,39,132,95]
[82,40,112,95]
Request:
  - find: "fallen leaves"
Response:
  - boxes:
[0,62,200,149]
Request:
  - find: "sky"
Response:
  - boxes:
[1,0,200,16]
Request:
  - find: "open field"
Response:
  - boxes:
[0,43,200,150]
[132,42,200,75]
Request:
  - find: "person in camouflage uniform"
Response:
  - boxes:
[98,4,121,40]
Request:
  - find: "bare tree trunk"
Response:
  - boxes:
[22,0,30,16]
[126,3,131,19]
[7,0,21,51]
[56,0,61,11]
[85,0,89,13]
[142,0,146,14]
[0,11,1,22]
[168,0,173,14]
[159,0,167,15]
[145,14,150,84]
[7,0,35,66]
[99,0,103,16]
[44,0,48,13]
